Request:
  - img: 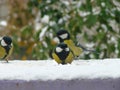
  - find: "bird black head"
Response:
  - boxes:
[56,29,70,42]
[55,43,70,54]
[1,36,12,47]
[56,43,69,51]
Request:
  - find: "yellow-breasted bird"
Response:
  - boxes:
[56,30,82,57]
[0,36,13,62]
[52,43,74,65]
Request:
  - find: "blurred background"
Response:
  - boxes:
[0,0,120,60]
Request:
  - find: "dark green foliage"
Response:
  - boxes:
[5,0,120,60]
[26,0,120,59]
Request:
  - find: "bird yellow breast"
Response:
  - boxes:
[0,46,6,59]
[65,51,74,64]
[52,51,74,64]
[52,53,62,64]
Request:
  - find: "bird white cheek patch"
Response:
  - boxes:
[59,33,68,39]
[1,40,7,46]
[56,47,63,53]
[65,48,69,51]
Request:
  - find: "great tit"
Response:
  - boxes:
[52,43,74,65]
[0,36,13,62]
[56,30,82,57]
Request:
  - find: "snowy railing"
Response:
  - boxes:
[0,59,120,90]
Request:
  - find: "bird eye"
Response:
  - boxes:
[65,48,69,51]
[59,33,68,39]
[56,47,63,53]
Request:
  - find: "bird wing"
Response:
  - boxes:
[0,46,6,59]
[52,52,62,64]
[64,39,83,56]
[65,52,74,64]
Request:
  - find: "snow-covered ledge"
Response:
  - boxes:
[0,59,120,90]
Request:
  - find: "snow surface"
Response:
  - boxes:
[0,59,120,81]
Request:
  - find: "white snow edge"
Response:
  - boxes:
[0,59,120,81]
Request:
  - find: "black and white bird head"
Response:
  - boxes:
[56,29,70,42]
[55,43,70,54]
[0,36,12,47]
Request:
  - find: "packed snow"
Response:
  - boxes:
[0,59,120,81]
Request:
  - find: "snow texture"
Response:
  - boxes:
[0,59,120,81]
